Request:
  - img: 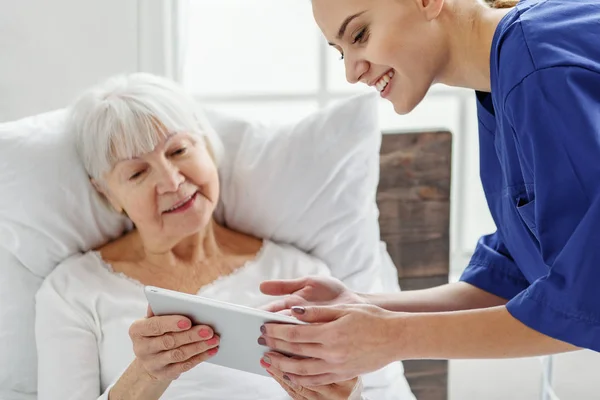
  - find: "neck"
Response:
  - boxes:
[437,0,511,92]
[142,219,225,269]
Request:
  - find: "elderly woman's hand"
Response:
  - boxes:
[259,276,366,314]
[265,360,362,400]
[128,306,220,381]
[260,303,405,386]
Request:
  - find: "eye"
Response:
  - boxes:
[338,27,368,61]
[352,27,369,44]
[129,170,145,181]
[170,147,187,156]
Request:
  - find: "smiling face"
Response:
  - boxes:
[70,73,224,249]
[99,130,219,246]
[312,0,448,114]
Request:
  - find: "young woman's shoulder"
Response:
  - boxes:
[493,0,600,103]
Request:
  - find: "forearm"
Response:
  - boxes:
[398,306,579,360]
[362,282,507,313]
[108,358,171,400]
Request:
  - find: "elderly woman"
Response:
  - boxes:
[34,73,414,400]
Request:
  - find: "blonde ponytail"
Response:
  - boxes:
[485,0,519,8]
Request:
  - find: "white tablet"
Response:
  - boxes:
[144,286,306,377]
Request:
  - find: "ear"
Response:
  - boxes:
[90,178,124,214]
[420,0,444,20]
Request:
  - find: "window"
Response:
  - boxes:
[179,0,468,132]
[182,0,319,97]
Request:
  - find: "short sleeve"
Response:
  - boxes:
[460,231,530,301]
[504,66,600,352]
[35,280,110,400]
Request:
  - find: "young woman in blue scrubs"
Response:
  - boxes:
[257,0,600,387]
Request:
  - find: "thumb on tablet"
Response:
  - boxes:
[260,277,308,296]
[146,304,155,318]
[290,305,344,323]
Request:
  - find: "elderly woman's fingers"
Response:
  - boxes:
[268,363,357,400]
[279,371,342,388]
[129,314,193,339]
[152,337,220,368]
[275,377,306,399]
[306,377,360,399]
[136,326,216,356]
[266,366,310,400]
[155,346,220,381]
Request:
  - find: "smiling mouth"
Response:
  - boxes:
[375,70,394,93]
[162,191,198,214]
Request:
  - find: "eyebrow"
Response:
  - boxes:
[164,131,179,144]
[117,132,181,163]
[328,11,366,46]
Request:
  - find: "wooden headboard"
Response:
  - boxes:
[377,130,452,400]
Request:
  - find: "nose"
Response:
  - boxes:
[156,161,184,194]
[345,55,369,85]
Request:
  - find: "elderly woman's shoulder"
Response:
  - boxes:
[38,250,110,298]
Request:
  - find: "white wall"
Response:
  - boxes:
[0,0,139,122]
[450,351,600,400]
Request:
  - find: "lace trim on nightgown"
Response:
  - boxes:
[90,240,270,294]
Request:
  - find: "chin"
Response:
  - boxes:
[173,210,213,236]
[189,210,213,230]
[390,93,424,116]
[391,101,415,116]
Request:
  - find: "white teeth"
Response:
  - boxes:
[165,194,193,212]
[375,70,394,92]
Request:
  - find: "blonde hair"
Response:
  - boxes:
[68,73,224,182]
[485,0,519,8]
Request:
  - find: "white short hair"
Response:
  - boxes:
[68,72,224,182]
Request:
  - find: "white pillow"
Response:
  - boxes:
[0,109,133,278]
[0,92,395,394]
[208,93,385,293]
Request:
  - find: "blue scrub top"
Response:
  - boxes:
[460,0,600,352]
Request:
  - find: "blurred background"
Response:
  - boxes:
[1,1,598,399]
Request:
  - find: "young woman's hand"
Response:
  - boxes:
[259,276,367,313]
[128,306,220,381]
[260,304,403,386]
